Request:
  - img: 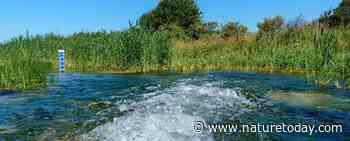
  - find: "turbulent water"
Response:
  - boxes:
[0,73,349,141]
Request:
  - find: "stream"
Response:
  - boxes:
[0,72,349,141]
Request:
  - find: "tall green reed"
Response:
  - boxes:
[0,28,172,91]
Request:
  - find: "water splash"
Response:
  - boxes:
[81,80,255,141]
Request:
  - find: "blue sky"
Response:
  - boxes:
[0,0,341,42]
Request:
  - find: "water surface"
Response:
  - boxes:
[0,73,349,141]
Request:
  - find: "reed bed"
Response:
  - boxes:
[0,26,349,91]
[172,26,350,89]
[0,28,171,90]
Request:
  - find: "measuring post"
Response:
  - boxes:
[58,50,65,72]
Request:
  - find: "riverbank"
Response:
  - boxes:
[0,26,349,91]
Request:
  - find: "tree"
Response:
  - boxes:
[221,22,248,40]
[257,16,284,33]
[139,0,202,38]
[319,0,350,27]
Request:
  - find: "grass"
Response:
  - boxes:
[0,28,172,91]
[0,25,349,91]
[171,25,350,89]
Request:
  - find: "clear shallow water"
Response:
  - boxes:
[0,73,349,141]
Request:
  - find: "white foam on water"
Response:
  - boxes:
[81,80,255,141]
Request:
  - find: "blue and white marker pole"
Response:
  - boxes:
[58,50,65,72]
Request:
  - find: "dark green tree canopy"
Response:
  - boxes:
[319,0,350,27]
[139,0,202,34]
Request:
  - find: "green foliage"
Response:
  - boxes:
[2,8,350,91]
[159,24,189,40]
[0,36,52,90]
[172,26,350,89]
[117,28,172,70]
[0,29,172,91]
[319,0,350,27]
[221,22,248,40]
[257,16,284,33]
[139,0,202,38]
